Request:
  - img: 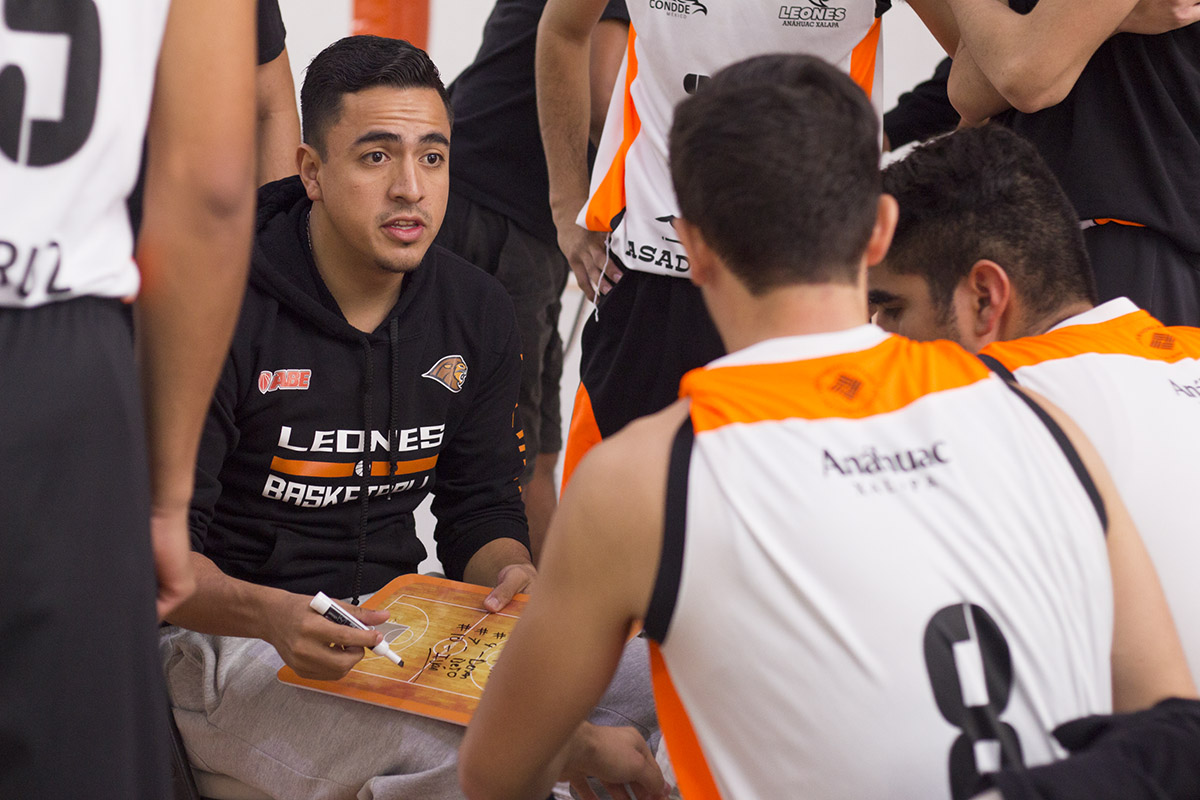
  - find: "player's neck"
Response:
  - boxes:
[308,206,405,333]
[712,281,872,353]
[1019,297,1096,339]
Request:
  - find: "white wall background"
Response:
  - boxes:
[279,1,946,114]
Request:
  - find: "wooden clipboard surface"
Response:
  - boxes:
[277,574,527,726]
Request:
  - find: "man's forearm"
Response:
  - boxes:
[463,537,534,588]
[537,0,607,230]
[165,552,291,639]
[255,47,302,186]
[945,0,1136,113]
[137,0,255,516]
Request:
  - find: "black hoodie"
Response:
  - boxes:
[189,177,529,600]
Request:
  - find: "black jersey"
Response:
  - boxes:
[446,0,629,246]
[1001,1,1200,253]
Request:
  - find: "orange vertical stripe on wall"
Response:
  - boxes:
[354,0,429,50]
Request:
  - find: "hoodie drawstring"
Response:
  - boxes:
[351,337,373,605]
[350,321,401,606]
[388,318,400,488]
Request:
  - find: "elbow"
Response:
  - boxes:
[192,160,255,222]
[992,56,1074,115]
[1001,81,1069,115]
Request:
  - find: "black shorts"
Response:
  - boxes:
[561,266,725,487]
[437,191,567,465]
[1085,222,1200,327]
[0,297,170,798]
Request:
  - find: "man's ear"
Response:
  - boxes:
[960,259,1012,347]
[864,194,899,269]
[297,143,323,202]
[673,217,717,288]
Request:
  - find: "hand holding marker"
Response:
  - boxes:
[310,592,403,667]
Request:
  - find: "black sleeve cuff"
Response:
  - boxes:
[436,515,530,583]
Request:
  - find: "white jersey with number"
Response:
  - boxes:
[645,326,1113,800]
[581,0,887,279]
[0,0,170,308]
[982,297,1200,685]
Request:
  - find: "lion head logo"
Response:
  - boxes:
[423,355,468,393]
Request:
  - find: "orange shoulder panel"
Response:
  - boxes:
[681,336,989,433]
[983,310,1200,372]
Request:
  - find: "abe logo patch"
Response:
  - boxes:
[423,355,468,393]
[259,369,312,394]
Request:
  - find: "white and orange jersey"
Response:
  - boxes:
[582,0,886,279]
[644,325,1113,800]
[981,297,1200,684]
[0,0,170,307]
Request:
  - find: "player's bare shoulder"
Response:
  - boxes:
[561,400,691,560]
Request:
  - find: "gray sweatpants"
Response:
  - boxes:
[161,627,657,800]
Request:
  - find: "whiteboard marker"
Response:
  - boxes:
[310,592,403,667]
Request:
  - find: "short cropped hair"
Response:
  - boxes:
[882,125,1096,318]
[668,54,881,293]
[301,35,452,157]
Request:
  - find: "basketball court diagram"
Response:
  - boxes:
[278,574,528,725]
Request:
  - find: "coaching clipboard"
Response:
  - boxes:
[277,574,527,726]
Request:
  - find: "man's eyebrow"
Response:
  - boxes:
[352,130,450,147]
[867,289,901,305]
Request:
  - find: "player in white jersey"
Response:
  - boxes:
[538,0,888,489]
[869,123,1200,689]
[462,55,1198,800]
[0,1,254,794]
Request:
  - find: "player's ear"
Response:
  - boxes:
[298,143,323,202]
[673,217,717,287]
[963,259,1012,348]
[864,194,899,269]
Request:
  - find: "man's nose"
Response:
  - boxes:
[389,159,422,203]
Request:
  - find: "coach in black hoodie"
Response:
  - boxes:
[157,37,656,799]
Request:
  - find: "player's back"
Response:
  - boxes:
[645,325,1113,800]
[0,0,170,308]
[982,297,1200,684]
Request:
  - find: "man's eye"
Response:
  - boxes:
[364,151,386,164]
[878,305,903,321]
[422,152,444,166]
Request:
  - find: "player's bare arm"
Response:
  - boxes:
[166,552,388,681]
[944,0,1139,115]
[460,402,687,800]
[1021,387,1197,709]
[589,17,629,147]
[256,46,302,185]
[537,0,617,300]
[1118,0,1200,34]
[137,0,256,619]
[461,537,537,613]
[912,0,1200,123]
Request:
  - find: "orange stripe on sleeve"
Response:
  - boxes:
[270,455,439,478]
[849,18,882,100]
[583,25,641,232]
[1090,218,1146,228]
[683,337,990,433]
[649,643,724,800]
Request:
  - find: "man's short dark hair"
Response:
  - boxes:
[882,125,1097,320]
[301,35,452,157]
[668,54,881,293]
